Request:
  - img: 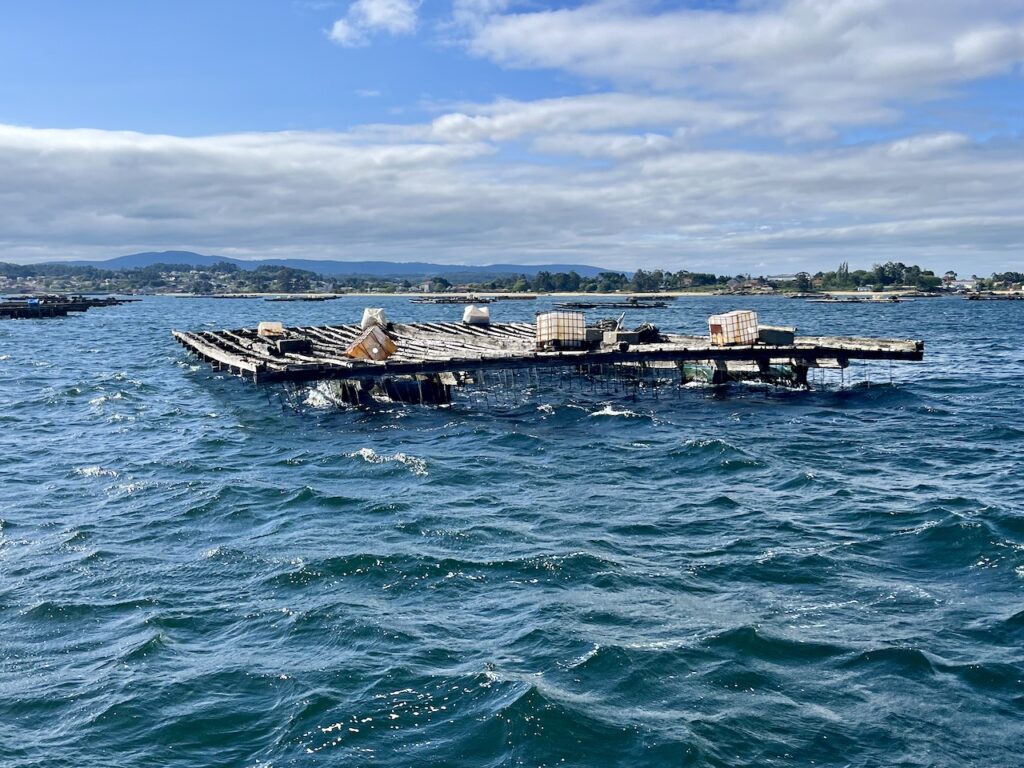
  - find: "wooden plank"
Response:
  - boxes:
[172,331,260,374]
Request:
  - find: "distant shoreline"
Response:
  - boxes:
[9,288,1014,300]
[158,289,971,299]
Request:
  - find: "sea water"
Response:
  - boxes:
[1,295,1022,766]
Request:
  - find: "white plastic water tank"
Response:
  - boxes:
[535,311,586,348]
[462,305,491,326]
[708,310,758,346]
[361,307,387,329]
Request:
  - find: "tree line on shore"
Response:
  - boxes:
[797,264,1021,292]
[1,259,1015,294]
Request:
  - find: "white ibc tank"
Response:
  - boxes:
[535,310,586,349]
[708,310,759,346]
[361,307,387,329]
[462,304,491,326]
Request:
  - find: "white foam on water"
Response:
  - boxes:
[112,482,146,496]
[89,391,126,407]
[75,466,118,478]
[564,643,601,669]
[621,637,686,651]
[350,447,428,477]
[303,382,338,409]
[589,404,641,418]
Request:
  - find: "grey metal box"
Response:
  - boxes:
[758,326,796,346]
[604,330,640,345]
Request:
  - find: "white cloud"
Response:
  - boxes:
[449,0,511,29]
[1,122,1021,273]
[530,132,675,160]
[886,132,973,158]
[328,19,365,46]
[329,0,419,46]
[428,93,755,143]
[463,0,1024,136]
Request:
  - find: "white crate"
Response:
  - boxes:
[536,311,585,349]
[257,321,285,337]
[708,310,758,346]
[463,304,491,326]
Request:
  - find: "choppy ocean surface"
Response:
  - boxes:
[1,295,1022,767]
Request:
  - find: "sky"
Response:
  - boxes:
[1,0,1022,274]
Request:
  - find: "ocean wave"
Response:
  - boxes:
[589,404,644,418]
[75,466,119,478]
[703,625,849,663]
[267,550,618,591]
[117,632,170,663]
[349,447,428,476]
[844,646,936,676]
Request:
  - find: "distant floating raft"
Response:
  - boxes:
[409,295,494,304]
[555,301,669,309]
[806,297,908,304]
[264,295,340,302]
[408,294,538,304]
[1,295,136,320]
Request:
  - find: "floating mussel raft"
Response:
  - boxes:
[1,294,137,320]
[172,308,924,404]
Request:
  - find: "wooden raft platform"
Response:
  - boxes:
[1,295,136,320]
[172,322,924,387]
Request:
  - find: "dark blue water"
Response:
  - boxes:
[2,295,1022,767]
